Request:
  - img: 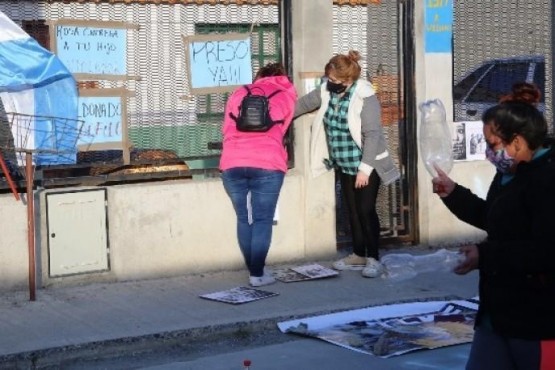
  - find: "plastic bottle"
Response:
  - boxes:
[381,249,465,282]
[418,99,453,177]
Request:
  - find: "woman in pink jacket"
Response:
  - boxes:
[220,63,297,287]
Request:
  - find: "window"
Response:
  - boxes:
[22,20,49,49]
[533,62,546,103]
[188,23,282,164]
[453,64,491,101]
[466,62,529,103]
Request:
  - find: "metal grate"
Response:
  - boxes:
[332,3,409,245]
[453,0,552,131]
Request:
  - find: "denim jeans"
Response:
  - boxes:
[221,167,285,277]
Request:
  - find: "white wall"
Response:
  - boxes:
[0,194,30,291]
[415,1,489,247]
[29,171,336,289]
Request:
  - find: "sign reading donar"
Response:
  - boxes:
[183,33,252,94]
[77,88,131,164]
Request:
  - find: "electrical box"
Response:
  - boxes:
[46,189,109,277]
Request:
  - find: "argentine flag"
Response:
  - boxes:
[0,10,79,165]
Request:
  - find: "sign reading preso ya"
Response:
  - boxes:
[183,33,253,94]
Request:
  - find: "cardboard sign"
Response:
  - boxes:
[77,88,131,164]
[183,33,252,93]
[51,19,138,80]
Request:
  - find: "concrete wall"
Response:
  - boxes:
[414,0,489,247]
[34,173,335,288]
[0,194,29,291]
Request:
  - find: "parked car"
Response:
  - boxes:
[453,55,545,122]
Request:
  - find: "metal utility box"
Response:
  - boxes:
[46,189,109,277]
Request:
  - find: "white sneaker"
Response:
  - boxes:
[249,273,276,287]
[332,253,367,271]
[362,257,384,278]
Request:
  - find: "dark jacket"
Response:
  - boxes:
[442,143,555,339]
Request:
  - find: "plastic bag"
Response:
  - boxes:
[418,99,453,177]
[381,248,464,282]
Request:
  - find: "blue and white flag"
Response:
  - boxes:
[0,10,79,164]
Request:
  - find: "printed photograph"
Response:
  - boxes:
[274,264,339,283]
[199,286,278,305]
[285,302,477,358]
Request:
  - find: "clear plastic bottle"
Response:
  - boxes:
[418,99,453,177]
[381,249,465,282]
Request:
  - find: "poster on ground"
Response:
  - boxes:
[273,264,338,283]
[279,299,478,358]
[199,286,277,305]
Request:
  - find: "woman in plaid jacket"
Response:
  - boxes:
[295,50,400,278]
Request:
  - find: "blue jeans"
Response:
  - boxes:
[221,168,285,277]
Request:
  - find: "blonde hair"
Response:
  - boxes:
[325,50,362,82]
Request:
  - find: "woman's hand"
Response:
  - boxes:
[454,245,479,275]
[355,172,370,188]
[431,164,456,197]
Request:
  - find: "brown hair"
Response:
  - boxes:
[254,62,287,80]
[325,50,362,82]
[498,82,541,106]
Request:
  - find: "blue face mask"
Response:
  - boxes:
[485,146,515,173]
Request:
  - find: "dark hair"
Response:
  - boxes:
[324,50,362,81]
[482,82,547,150]
[254,62,287,80]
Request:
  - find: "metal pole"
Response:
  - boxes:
[26,152,36,301]
[552,0,555,134]
[280,0,295,168]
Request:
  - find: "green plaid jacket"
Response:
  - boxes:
[323,83,361,175]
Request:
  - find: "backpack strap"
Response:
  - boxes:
[266,89,282,99]
[267,89,284,124]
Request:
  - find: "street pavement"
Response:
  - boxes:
[0,246,479,369]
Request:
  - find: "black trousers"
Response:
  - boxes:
[466,325,543,370]
[339,170,381,260]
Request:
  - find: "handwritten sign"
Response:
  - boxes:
[56,26,126,75]
[78,96,122,145]
[425,0,453,53]
[184,33,252,93]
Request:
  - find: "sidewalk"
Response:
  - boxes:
[0,247,479,366]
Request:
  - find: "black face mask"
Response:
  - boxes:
[326,80,347,94]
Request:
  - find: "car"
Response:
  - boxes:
[453,55,545,122]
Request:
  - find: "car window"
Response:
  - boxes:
[453,64,491,100]
[533,62,546,103]
[466,62,530,103]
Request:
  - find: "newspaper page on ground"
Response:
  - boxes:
[199,286,278,304]
[279,299,478,358]
[273,263,339,283]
